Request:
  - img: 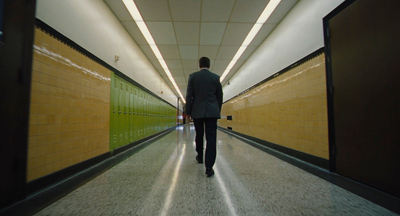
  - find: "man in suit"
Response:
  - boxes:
[185,57,223,177]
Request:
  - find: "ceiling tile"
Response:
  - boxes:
[179,86,187,92]
[201,0,235,22]
[216,46,240,60]
[199,46,219,60]
[169,0,201,21]
[158,45,180,59]
[179,45,199,60]
[174,22,200,45]
[230,0,270,23]
[170,69,184,76]
[212,59,230,70]
[211,69,224,77]
[165,59,183,70]
[174,76,187,85]
[221,23,253,46]
[146,22,177,45]
[178,85,187,92]
[182,60,198,71]
[179,82,187,86]
[105,0,297,101]
[184,69,193,77]
[177,85,187,93]
[181,89,187,96]
[200,23,227,45]
[134,0,171,21]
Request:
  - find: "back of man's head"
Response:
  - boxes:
[199,57,210,69]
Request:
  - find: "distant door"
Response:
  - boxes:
[110,73,119,151]
[0,0,36,208]
[325,1,400,197]
[124,80,130,144]
[118,77,125,147]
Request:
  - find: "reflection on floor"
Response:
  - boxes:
[35,125,397,216]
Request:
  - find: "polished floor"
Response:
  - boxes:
[35,125,397,216]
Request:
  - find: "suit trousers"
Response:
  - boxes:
[193,118,218,168]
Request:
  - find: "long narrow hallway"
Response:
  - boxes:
[35,125,396,215]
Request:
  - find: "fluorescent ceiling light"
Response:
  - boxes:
[122,0,186,104]
[257,0,281,24]
[220,0,281,83]
[233,46,247,61]
[242,24,263,46]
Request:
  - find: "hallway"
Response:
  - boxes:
[34,125,396,215]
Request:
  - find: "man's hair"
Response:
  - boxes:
[199,57,210,68]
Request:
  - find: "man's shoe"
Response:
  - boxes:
[196,155,203,164]
[205,168,214,177]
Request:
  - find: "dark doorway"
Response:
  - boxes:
[324,0,400,198]
[0,0,36,209]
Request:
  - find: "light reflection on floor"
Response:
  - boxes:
[35,125,397,216]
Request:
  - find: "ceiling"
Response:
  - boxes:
[104,0,298,99]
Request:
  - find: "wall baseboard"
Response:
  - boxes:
[218,126,329,169]
[218,127,400,215]
[0,127,176,216]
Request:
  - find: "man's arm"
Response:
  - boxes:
[185,74,193,115]
[216,79,223,111]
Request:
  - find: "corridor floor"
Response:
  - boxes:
[35,125,397,216]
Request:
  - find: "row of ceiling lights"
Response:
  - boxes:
[122,0,282,104]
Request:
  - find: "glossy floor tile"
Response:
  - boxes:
[35,125,397,216]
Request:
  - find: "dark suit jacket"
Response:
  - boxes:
[185,69,223,119]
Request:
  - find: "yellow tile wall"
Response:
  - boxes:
[219,53,329,159]
[27,27,111,182]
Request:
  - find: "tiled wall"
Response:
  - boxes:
[219,53,329,159]
[27,27,111,182]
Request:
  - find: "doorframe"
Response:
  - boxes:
[0,0,37,209]
[323,0,356,173]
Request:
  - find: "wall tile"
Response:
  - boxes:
[220,54,329,159]
[27,27,111,182]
